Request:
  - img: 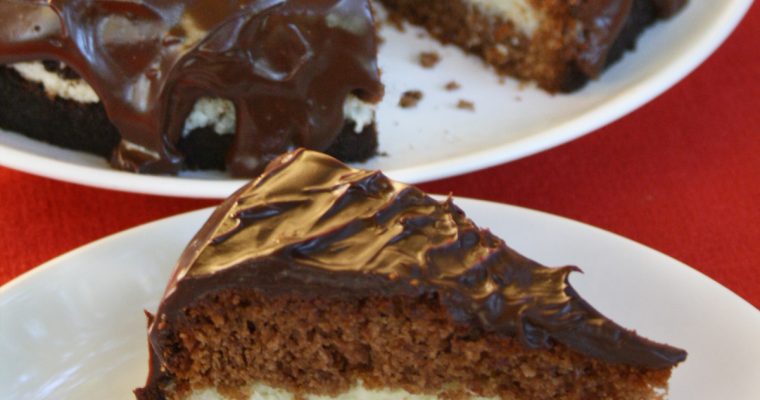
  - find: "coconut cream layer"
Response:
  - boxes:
[10,61,376,136]
[186,382,498,400]
[466,0,542,35]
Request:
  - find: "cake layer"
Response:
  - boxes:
[9,61,377,137]
[138,290,673,400]
[136,149,685,400]
[188,383,497,400]
[0,66,378,171]
[379,0,686,92]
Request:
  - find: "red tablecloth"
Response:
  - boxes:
[1,5,758,310]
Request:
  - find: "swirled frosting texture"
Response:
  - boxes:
[0,1,382,176]
[152,149,686,370]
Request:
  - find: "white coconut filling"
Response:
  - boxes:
[186,382,499,400]
[466,0,542,36]
[9,61,376,137]
[342,94,375,133]
[183,97,237,135]
[11,61,100,103]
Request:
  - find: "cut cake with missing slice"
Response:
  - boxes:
[135,149,686,400]
[0,1,384,176]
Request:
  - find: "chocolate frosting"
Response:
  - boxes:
[573,0,687,77]
[148,148,686,373]
[0,1,382,176]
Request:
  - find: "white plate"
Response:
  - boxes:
[0,1,753,198]
[2,198,759,399]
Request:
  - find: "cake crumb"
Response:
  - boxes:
[386,12,405,32]
[520,364,537,378]
[456,100,475,111]
[419,51,440,68]
[399,90,423,108]
[445,81,461,91]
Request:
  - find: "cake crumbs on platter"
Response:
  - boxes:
[456,100,475,111]
[399,90,423,108]
[419,51,440,68]
[445,81,461,91]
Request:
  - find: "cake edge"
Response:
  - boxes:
[0,66,379,172]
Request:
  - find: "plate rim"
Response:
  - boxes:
[0,0,753,199]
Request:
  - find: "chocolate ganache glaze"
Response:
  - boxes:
[572,0,687,77]
[146,148,686,376]
[0,1,383,176]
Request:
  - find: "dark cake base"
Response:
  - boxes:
[0,66,378,174]
[379,0,659,93]
[0,66,119,158]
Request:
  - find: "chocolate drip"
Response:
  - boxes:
[0,1,382,176]
[150,149,686,372]
[573,0,687,77]
[652,0,688,18]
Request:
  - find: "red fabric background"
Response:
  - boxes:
[1,4,758,310]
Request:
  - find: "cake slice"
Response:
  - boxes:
[135,149,686,400]
[0,1,383,176]
[379,0,687,92]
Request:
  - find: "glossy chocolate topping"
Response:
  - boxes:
[149,148,686,370]
[0,1,382,176]
[573,0,687,77]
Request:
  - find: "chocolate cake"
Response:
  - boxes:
[135,149,686,400]
[0,1,383,176]
[379,0,688,92]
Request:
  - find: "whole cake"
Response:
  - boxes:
[0,1,383,176]
[379,0,687,92]
[135,149,686,400]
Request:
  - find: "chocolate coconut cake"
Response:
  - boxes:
[379,0,687,92]
[0,1,383,176]
[135,149,686,400]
